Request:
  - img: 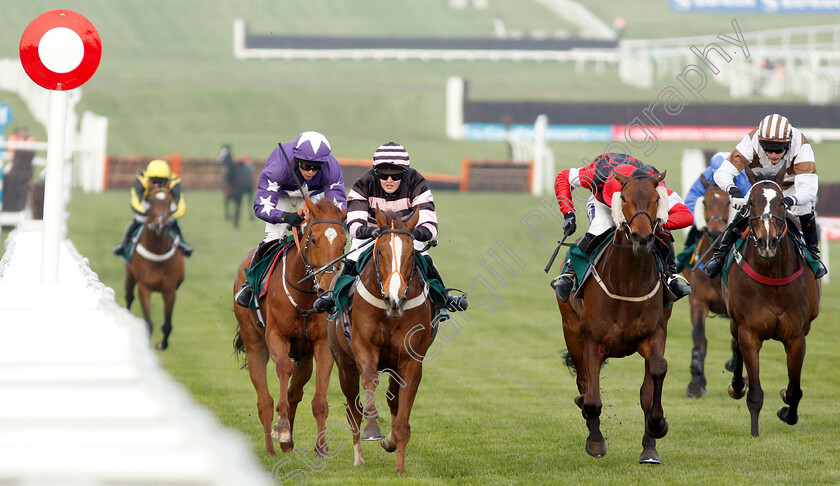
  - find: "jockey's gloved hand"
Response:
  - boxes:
[356,226,379,240]
[563,212,576,237]
[728,187,747,211]
[412,227,433,242]
[782,196,796,209]
[280,211,305,228]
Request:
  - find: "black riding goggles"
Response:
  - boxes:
[374,168,406,181]
[149,177,168,186]
[759,141,790,154]
[296,158,324,172]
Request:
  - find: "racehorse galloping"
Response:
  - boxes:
[217,144,254,228]
[683,176,734,397]
[328,208,434,474]
[557,169,671,464]
[124,187,185,350]
[722,163,820,437]
[233,196,347,456]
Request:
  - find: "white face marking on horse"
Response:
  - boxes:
[387,235,403,299]
[154,191,166,201]
[762,187,777,234]
[324,227,338,244]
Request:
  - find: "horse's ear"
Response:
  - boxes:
[340,208,348,221]
[374,204,388,228]
[613,171,629,185]
[304,193,317,216]
[774,160,788,187]
[743,163,758,185]
[406,209,421,232]
[700,174,710,189]
[655,170,666,183]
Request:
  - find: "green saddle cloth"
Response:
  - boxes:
[243,236,295,307]
[567,230,616,288]
[330,246,447,318]
[676,242,697,270]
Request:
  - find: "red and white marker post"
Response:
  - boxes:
[19,10,101,282]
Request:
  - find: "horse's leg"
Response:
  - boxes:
[728,336,747,399]
[380,372,403,453]
[137,285,154,339]
[687,302,709,397]
[724,319,737,371]
[267,335,295,445]
[353,344,384,441]
[336,360,365,466]
[581,342,606,458]
[777,334,805,426]
[244,335,277,455]
[156,290,176,350]
[638,331,669,464]
[233,195,241,228]
[390,360,422,474]
[311,338,335,457]
[281,355,313,453]
[737,328,764,437]
[124,269,136,310]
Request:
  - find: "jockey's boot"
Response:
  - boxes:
[312,260,358,314]
[703,214,749,278]
[423,254,469,312]
[657,235,691,301]
[112,218,142,256]
[551,232,596,303]
[676,225,702,273]
[234,240,272,308]
[800,213,827,278]
[171,220,194,257]
[551,259,576,303]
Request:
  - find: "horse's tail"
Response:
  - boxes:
[560,349,577,375]
[233,330,248,369]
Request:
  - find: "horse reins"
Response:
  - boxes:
[372,223,417,301]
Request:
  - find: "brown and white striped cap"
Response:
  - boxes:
[372,142,410,167]
[757,114,792,143]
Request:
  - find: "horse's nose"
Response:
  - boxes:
[630,232,655,246]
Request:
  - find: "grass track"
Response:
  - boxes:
[67,189,840,485]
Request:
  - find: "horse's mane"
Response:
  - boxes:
[378,209,411,229]
[313,198,342,215]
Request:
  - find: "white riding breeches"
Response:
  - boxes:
[263,193,324,242]
[586,196,615,237]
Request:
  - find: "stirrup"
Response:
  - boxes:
[313,292,335,313]
[667,275,691,300]
[445,290,468,312]
[112,243,125,256]
[551,274,574,303]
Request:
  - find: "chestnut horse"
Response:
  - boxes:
[124,187,185,350]
[683,176,734,397]
[328,208,434,474]
[722,164,820,437]
[557,170,671,464]
[233,196,347,456]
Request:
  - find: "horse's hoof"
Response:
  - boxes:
[777,406,798,425]
[728,383,746,400]
[362,425,384,441]
[724,358,735,372]
[780,388,789,404]
[585,440,606,458]
[686,384,707,398]
[574,395,584,409]
[380,435,397,453]
[280,441,294,453]
[155,341,168,350]
[639,449,661,464]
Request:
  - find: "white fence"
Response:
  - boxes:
[0,222,272,485]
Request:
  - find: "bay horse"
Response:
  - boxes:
[327,208,434,474]
[233,196,347,456]
[124,187,185,350]
[683,176,734,397]
[557,169,671,464]
[722,163,820,437]
[216,144,254,228]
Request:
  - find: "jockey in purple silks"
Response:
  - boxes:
[234,131,347,307]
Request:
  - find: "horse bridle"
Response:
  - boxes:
[745,181,788,243]
[372,225,417,300]
[614,175,663,247]
[288,216,346,294]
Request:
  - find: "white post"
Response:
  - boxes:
[445,77,464,140]
[531,114,547,196]
[40,89,68,282]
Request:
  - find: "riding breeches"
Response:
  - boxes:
[262,193,324,242]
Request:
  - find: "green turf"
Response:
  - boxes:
[66,188,840,485]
